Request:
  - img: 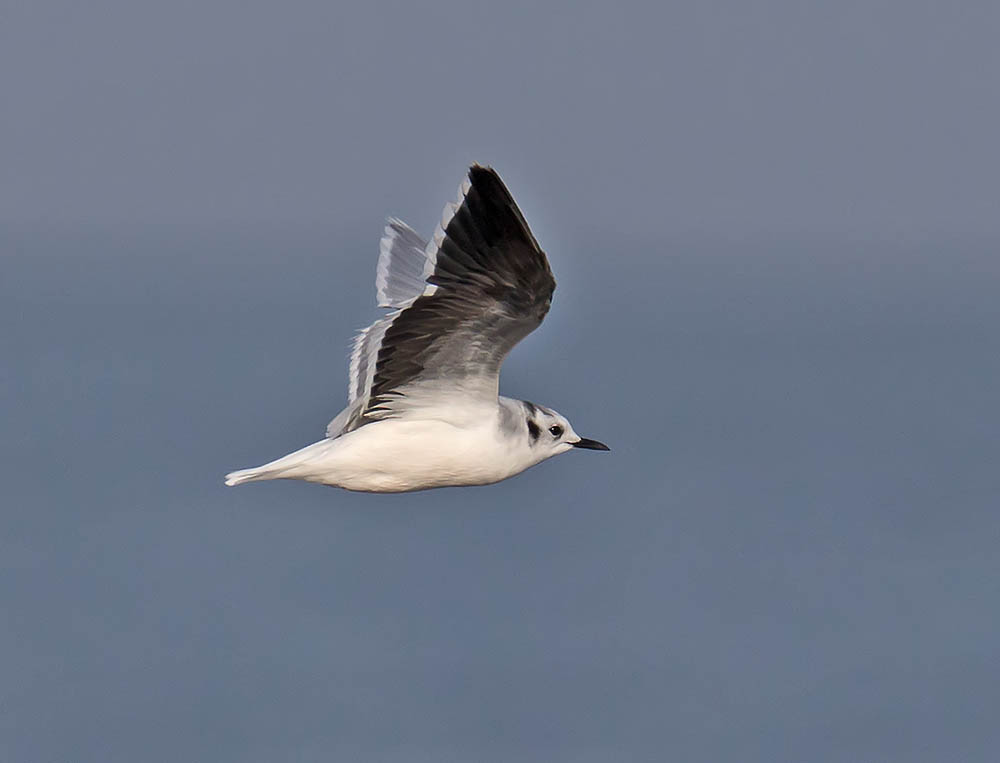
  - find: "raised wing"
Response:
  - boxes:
[327,165,555,438]
[374,218,433,309]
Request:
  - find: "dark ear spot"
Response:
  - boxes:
[527,420,540,442]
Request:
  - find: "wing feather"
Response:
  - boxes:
[374,219,433,308]
[327,165,554,439]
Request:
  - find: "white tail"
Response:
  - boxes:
[224,439,332,487]
[224,466,274,487]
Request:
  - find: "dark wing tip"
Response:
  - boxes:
[455,164,547,257]
[466,164,520,216]
[474,164,553,305]
[468,163,500,185]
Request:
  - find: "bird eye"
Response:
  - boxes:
[549,425,563,438]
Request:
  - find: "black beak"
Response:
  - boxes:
[572,437,610,451]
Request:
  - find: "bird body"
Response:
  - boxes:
[227,397,558,492]
[225,165,608,493]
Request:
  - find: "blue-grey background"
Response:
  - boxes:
[3,2,998,761]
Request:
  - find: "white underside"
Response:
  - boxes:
[225,409,545,493]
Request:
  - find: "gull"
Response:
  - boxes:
[224,165,609,493]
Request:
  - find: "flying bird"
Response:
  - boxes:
[225,165,609,492]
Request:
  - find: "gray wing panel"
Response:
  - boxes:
[325,401,356,439]
[374,219,433,308]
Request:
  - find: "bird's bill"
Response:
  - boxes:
[572,437,610,451]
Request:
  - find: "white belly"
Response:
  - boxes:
[295,417,522,492]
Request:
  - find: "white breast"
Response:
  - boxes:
[300,415,528,492]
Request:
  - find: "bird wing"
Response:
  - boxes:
[327,165,555,438]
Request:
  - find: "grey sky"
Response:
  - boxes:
[3,2,1000,762]
[3,0,998,236]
